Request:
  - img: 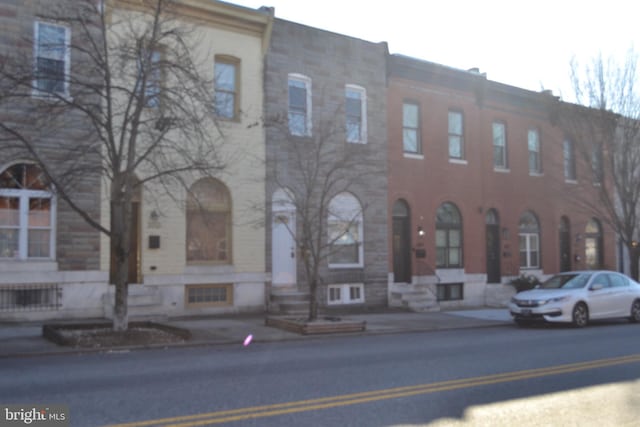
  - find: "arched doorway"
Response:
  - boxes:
[559,216,571,272]
[585,218,603,269]
[485,209,501,283]
[272,188,296,287]
[392,199,411,283]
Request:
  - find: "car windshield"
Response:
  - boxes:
[539,273,592,289]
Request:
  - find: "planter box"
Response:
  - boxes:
[265,316,366,335]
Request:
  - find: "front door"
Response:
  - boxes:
[272,190,296,287]
[392,216,411,283]
[486,223,501,283]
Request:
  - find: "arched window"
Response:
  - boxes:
[436,202,462,268]
[328,192,363,267]
[186,178,231,264]
[585,218,603,269]
[519,211,540,268]
[0,163,55,259]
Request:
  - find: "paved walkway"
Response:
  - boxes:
[0,308,513,358]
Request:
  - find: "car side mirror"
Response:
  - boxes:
[590,283,605,291]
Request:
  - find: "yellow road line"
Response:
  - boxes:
[107,353,640,427]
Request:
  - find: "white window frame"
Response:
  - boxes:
[33,21,71,98]
[327,283,364,305]
[563,139,577,182]
[528,129,542,174]
[492,121,508,170]
[214,56,239,120]
[345,84,367,144]
[0,188,56,261]
[519,233,539,269]
[288,73,312,137]
[448,110,464,160]
[402,102,421,155]
[328,193,364,269]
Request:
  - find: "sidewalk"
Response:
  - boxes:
[0,308,513,358]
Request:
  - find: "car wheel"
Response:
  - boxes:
[630,300,640,323]
[572,302,589,328]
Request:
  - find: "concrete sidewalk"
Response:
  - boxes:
[0,308,513,358]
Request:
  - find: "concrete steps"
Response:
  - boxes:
[269,289,310,315]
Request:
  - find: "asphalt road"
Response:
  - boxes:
[2,321,640,426]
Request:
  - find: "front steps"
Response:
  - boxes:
[390,284,440,312]
[269,288,310,315]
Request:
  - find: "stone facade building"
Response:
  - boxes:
[264,19,389,312]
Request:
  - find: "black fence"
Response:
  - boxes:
[0,284,61,312]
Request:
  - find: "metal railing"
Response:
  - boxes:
[0,283,61,312]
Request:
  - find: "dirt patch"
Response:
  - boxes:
[265,316,366,335]
[43,322,191,349]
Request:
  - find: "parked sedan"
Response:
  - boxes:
[509,270,640,327]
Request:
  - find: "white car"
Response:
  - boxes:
[509,270,640,327]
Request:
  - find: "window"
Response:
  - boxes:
[563,139,576,181]
[186,178,232,264]
[402,102,421,154]
[519,211,540,268]
[214,56,239,119]
[448,111,464,159]
[139,49,162,108]
[528,129,541,173]
[185,284,233,307]
[492,122,507,169]
[345,85,366,143]
[328,193,363,268]
[0,164,55,260]
[327,283,364,305]
[288,74,311,136]
[437,283,463,301]
[34,21,70,96]
[592,144,603,184]
[435,202,462,268]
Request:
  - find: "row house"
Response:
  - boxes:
[0,0,618,321]
[387,55,615,310]
[0,0,273,320]
[264,19,389,312]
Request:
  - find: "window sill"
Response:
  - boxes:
[449,158,468,165]
[529,172,544,177]
[329,263,364,270]
[493,167,510,173]
[403,153,424,160]
[0,260,58,273]
[565,179,578,184]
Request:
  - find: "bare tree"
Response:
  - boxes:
[0,0,225,330]
[557,49,640,279]
[266,107,381,321]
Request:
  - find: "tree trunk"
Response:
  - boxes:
[110,193,132,331]
[629,243,640,281]
[308,278,318,322]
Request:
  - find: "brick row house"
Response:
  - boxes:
[0,0,618,321]
[387,55,615,310]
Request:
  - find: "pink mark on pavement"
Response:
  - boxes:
[243,334,253,347]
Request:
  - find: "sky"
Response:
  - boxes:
[230,0,639,101]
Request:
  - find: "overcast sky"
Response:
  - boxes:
[230,0,639,101]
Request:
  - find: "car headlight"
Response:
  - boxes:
[539,296,570,305]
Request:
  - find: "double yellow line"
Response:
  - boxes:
[108,353,640,427]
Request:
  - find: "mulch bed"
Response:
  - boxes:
[42,321,191,349]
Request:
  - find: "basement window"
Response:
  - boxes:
[437,282,463,301]
[185,284,233,308]
[327,283,364,305]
